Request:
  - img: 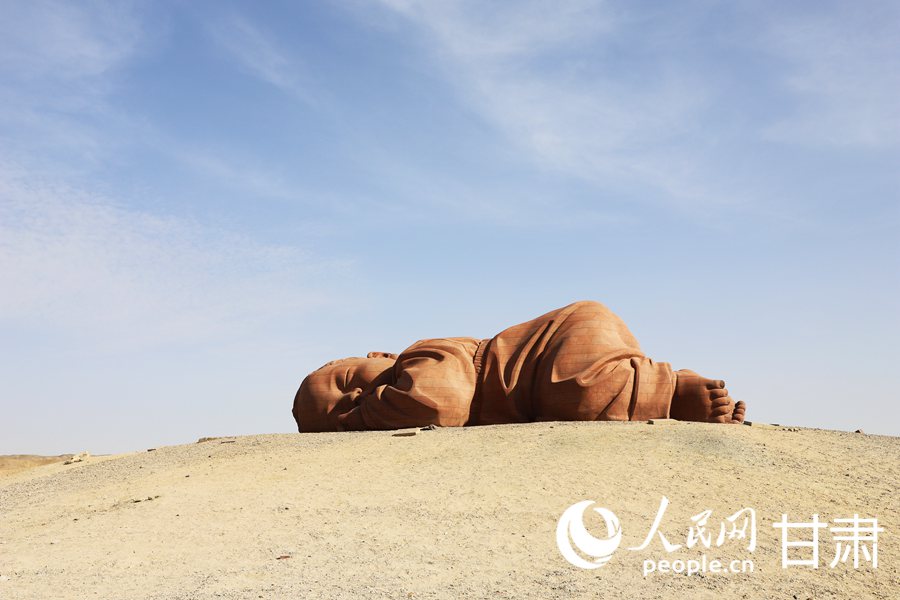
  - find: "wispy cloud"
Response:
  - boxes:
[208,15,317,105]
[0,0,141,81]
[760,4,900,148]
[166,142,310,204]
[368,1,721,206]
[0,4,321,214]
[0,0,147,175]
[363,0,899,216]
[380,0,612,59]
[0,5,346,346]
[0,162,337,352]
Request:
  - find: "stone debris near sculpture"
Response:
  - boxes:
[63,451,90,465]
[391,428,418,437]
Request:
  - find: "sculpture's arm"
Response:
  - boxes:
[337,339,478,431]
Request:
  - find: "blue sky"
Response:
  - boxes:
[1,0,898,454]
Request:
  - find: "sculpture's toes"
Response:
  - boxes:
[731,400,747,424]
[705,378,726,390]
[709,396,735,423]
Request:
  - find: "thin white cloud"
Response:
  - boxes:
[0,0,147,175]
[761,5,900,148]
[365,0,899,215]
[0,163,336,351]
[167,143,308,204]
[380,0,612,59]
[0,0,141,81]
[208,15,317,105]
[369,1,718,205]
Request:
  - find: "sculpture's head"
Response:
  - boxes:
[293,354,397,432]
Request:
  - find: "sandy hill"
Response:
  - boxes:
[1,422,897,599]
[0,455,73,477]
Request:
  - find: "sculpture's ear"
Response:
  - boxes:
[367,351,398,360]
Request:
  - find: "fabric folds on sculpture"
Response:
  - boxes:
[475,300,675,425]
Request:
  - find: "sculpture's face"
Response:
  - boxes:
[322,357,395,427]
[294,355,397,432]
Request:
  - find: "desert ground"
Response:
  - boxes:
[1,421,897,599]
[0,455,74,478]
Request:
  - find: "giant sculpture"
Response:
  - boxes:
[292,300,746,432]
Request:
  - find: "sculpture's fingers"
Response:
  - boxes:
[706,379,726,389]
[710,388,729,399]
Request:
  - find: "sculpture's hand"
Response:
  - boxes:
[335,390,365,431]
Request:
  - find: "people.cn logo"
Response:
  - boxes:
[556,500,623,569]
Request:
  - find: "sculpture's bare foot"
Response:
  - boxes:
[671,369,738,423]
[731,400,747,424]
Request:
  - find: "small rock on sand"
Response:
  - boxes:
[392,429,418,437]
[63,452,90,465]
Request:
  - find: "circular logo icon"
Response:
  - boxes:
[556,500,622,569]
